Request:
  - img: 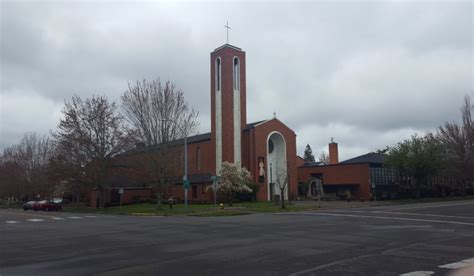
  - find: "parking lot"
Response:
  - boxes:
[1,200,473,275]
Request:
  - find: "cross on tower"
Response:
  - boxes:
[224,21,231,44]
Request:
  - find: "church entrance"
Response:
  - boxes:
[267,132,287,201]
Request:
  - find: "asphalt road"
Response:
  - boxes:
[1,200,473,276]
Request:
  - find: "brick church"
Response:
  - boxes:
[91,43,299,207]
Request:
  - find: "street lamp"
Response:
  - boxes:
[162,119,189,210]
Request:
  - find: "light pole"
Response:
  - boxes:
[162,119,189,210]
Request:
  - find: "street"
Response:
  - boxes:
[1,200,473,275]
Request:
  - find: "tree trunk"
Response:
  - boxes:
[280,188,285,209]
[156,192,162,210]
[76,191,80,208]
[228,191,233,206]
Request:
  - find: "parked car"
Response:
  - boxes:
[22,201,37,211]
[33,200,62,212]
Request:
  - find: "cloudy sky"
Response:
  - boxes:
[1,0,472,161]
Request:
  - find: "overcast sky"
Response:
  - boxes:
[1,0,472,161]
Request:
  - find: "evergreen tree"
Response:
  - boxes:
[303,144,315,162]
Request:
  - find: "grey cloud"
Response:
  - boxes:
[1,1,472,159]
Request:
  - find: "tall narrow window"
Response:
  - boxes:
[216,57,221,91]
[233,57,240,90]
[196,147,201,171]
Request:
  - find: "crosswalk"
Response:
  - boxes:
[3,215,98,224]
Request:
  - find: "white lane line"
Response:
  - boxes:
[439,258,474,269]
[51,217,65,220]
[386,201,474,211]
[27,219,44,222]
[399,271,434,276]
[67,216,82,219]
[84,215,97,218]
[285,212,474,226]
[5,221,19,224]
[289,254,378,276]
[372,211,474,220]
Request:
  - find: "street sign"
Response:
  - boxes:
[183,180,190,189]
[118,188,124,195]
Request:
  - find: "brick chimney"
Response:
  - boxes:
[328,137,339,165]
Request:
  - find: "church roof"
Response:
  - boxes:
[120,133,211,156]
[339,152,386,165]
[213,44,243,52]
[244,120,267,130]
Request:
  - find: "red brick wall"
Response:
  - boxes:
[245,119,298,201]
[298,163,371,200]
[121,189,153,203]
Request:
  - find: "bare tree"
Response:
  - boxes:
[121,79,199,208]
[437,94,474,191]
[54,95,132,208]
[0,133,55,203]
[273,161,289,209]
[318,151,330,165]
[48,140,89,206]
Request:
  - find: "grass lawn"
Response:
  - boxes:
[63,201,320,217]
[61,196,474,217]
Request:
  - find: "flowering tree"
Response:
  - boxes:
[218,161,252,206]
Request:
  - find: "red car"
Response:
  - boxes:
[33,200,62,212]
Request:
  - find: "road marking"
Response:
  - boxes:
[284,212,474,226]
[399,271,434,276]
[5,221,19,224]
[439,258,474,269]
[289,254,378,276]
[27,219,44,222]
[84,215,97,218]
[51,217,65,220]
[372,211,474,220]
[386,201,474,211]
[0,211,57,219]
[67,216,82,219]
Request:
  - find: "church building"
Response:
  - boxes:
[91,43,298,207]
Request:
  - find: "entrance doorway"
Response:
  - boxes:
[267,132,287,201]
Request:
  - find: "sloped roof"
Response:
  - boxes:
[120,120,271,156]
[299,161,324,168]
[213,44,243,52]
[244,120,267,130]
[339,152,386,165]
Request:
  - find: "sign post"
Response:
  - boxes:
[371,180,376,204]
[211,175,220,207]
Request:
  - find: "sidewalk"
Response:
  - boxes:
[294,196,474,210]
[294,199,386,209]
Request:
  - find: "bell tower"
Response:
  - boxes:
[210,44,247,174]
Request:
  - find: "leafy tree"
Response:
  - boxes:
[303,144,315,162]
[121,79,199,208]
[385,134,444,197]
[217,162,252,206]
